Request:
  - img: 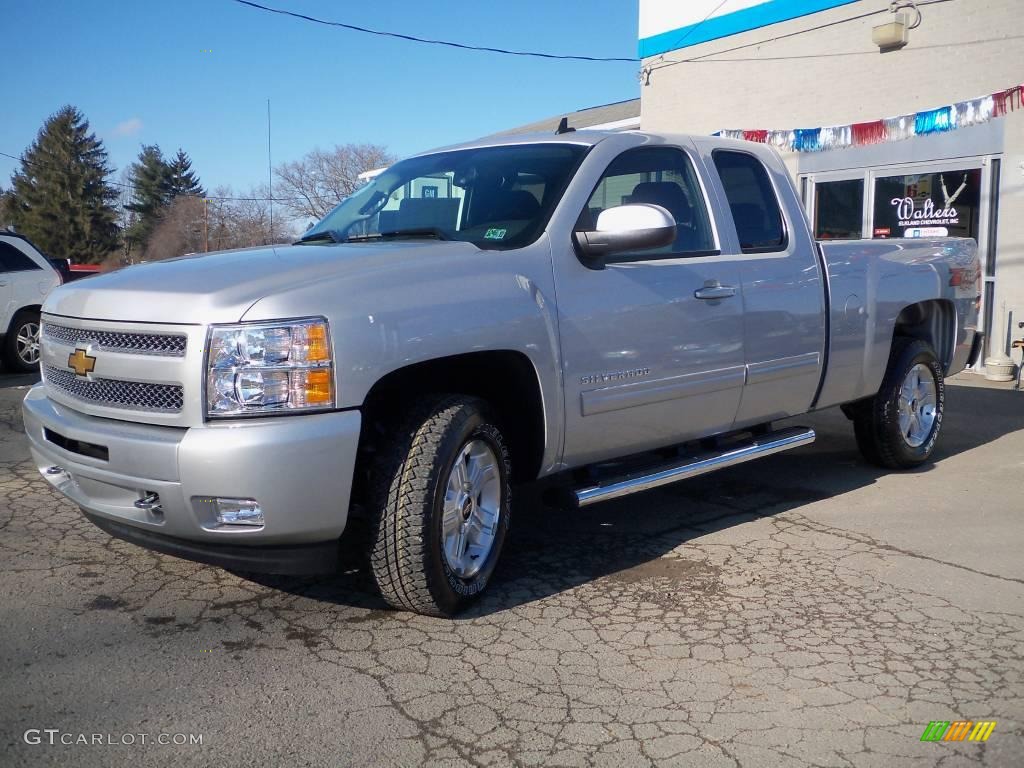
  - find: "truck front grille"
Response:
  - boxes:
[42,322,187,357]
[43,365,184,413]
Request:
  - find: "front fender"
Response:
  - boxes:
[242,240,565,474]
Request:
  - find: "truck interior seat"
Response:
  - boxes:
[481,190,540,222]
[393,197,460,231]
[628,181,706,250]
[730,202,780,249]
[627,181,693,226]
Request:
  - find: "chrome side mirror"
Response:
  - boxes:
[573,204,676,264]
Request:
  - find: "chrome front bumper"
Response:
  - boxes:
[22,385,361,573]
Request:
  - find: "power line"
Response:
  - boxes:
[229,0,638,62]
[689,32,1023,63]
[648,0,959,72]
[668,0,730,52]
[0,150,307,203]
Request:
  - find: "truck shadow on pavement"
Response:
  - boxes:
[246,383,1024,618]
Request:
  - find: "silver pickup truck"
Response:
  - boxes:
[22,130,982,616]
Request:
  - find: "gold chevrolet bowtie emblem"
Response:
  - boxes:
[68,348,97,377]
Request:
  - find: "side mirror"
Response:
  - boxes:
[573,203,676,264]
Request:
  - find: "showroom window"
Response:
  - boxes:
[872,168,981,239]
[813,179,863,240]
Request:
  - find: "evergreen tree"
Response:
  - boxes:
[125,144,171,251]
[166,149,204,198]
[125,146,204,251]
[5,106,119,263]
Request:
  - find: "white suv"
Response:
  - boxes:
[0,232,62,372]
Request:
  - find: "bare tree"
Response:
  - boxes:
[143,195,205,262]
[274,144,395,220]
[140,186,295,264]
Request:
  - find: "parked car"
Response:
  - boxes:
[0,232,62,372]
[66,263,102,282]
[22,130,982,616]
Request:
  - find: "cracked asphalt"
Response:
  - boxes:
[1,372,1023,767]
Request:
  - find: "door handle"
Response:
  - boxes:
[694,283,736,300]
[0,279,8,286]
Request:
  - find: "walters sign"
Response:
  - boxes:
[873,169,980,239]
[890,197,960,228]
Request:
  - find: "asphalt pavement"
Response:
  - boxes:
[1,370,1022,767]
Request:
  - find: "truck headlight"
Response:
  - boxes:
[205,318,334,417]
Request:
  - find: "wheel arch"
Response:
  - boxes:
[892,299,957,373]
[358,350,549,484]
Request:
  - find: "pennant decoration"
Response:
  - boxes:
[851,120,886,145]
[915,106,953,135]
[715,84,1023,153]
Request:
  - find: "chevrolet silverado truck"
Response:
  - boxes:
[23,130,982,616]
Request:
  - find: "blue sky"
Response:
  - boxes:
[1,0,639,194]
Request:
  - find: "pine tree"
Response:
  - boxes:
[125,144,171,251]
[166,149,204,198]
[5,106,119,263]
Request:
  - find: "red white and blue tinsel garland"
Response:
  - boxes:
[715,84,1024,152]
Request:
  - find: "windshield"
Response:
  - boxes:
[301,143,588,249]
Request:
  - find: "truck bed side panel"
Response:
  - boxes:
[814,238,980,409]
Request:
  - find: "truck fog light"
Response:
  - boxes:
[215,498,264,527]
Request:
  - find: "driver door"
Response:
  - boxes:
[553,143,747,467]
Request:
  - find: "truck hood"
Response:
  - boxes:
[43,241,480,324]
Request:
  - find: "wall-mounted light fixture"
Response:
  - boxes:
[873,1,922,53]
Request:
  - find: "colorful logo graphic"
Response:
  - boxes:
[920,721,996,742]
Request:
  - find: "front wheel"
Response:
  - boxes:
[367,395,511,616]
[852,338,945,469]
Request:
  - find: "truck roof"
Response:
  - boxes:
[413,129,766,159]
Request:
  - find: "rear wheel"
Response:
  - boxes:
[367,395,511,616]
[3,310,41,372]
[852,338,945,469]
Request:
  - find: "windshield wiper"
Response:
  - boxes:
[379,227,451,241]
[296,229,342,244]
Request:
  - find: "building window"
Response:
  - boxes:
[813,179,863,240]
[712,151,787,253]
[872,168,981,239]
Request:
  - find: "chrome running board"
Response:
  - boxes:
[574,426,815,508]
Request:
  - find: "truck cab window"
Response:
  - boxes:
[303,144,587,250]
[713,151,787,253]
[578,147,715,256]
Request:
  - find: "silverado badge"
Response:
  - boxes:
[68,348,97,377]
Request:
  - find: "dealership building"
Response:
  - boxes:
[633,0,1024,365]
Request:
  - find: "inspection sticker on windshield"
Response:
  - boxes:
[484,228,507,240]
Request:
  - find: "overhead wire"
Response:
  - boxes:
[230,0,638,63]
[646,0,959,72]
[0,150,306,203]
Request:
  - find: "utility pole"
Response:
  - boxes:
[267,98,273,244]
[204,197,209,252]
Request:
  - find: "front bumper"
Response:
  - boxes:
[22,385,362,574]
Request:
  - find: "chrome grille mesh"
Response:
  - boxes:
[44,365,184,412]
[42,322,187,356]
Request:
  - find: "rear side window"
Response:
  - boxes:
[712,151,787,253]
[0,242,43,272]
[578,147,716,257]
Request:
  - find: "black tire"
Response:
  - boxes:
[3,309,41,373]
[852,338,945,469]
[367,395,512,616]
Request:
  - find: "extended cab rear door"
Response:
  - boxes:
[552,136,747,468]
[694,139,826,425]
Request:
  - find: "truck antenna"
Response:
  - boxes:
[555,117,575,135]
